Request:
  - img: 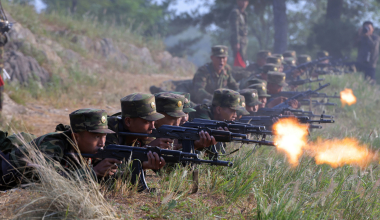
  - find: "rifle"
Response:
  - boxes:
[120,125,276,153]
[185,118,272,135]
[285,56,332,75]
[71,145,232,192]
[287,78,325,86]
[272,83,330,110]
[270,91,340,100]
[239,114,335,130]
[255,106,333,119]
[299,99,337,107]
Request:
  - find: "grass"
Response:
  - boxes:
[2,72,380,219]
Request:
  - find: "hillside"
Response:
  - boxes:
[0,2,195,135]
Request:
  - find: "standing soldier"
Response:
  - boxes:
[0,23,8,112]
[192,45,238,104]
[229,0,249,62]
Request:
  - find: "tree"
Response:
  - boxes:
[272,0,288,53]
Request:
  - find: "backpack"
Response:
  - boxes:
[0,130,37,154]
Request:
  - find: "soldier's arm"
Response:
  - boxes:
[192,69,213,101]
[229,10,240,46]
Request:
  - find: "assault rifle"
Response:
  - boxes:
[285,56,332,75]
[239,114,335,130]
[120,125,276,153]
[71,145,232,192]
[270,91,340,100]
[299,99,337,107]
[287,78,325,86]
[185,118,273,135]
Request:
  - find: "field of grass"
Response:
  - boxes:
[1,72,380,219]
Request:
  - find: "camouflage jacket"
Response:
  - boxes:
[229,7,248,46]
[192,63,238,103]
[188,104,213,121]
[7,131,96,184]
[106,115,150,147]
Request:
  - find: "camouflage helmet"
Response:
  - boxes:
[237,95,250,116]
[211,45,228,57]
[257,50,272,59]
[239,89,262,106]
[317,50,329,58]
[297,55,312,65]
[168,92,196,113]
[283,50,297,59]
[121,93,165,121]
[248,83,271,98]
[267,72,288,87]
[69,108,114,134]
[155,92,186,117]
[266,56,282,66]
[212,89,245,112]
[262,64,280,73]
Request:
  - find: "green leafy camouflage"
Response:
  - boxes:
[169,92,196,113]
[188,104,213,121]
[212,89,244,112]
[155,92,186,117]
[192,63,238,103]
[211,45,228,57]
[69,108,114,134]
[267,72,288,87]
[248,83,271,98]
[266,56,282,66]
[239,89,262,106]
[120,93,164,121]
[229,7,248,60]
[237,95,250,116]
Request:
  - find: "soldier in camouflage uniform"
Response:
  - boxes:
[0,32,8,112]
[246,50,272,73]
[229,0,249,61]
[236,94,250,120]
[266,56,284,72]
[239,89,262,115]
[0,109,165,189]
[168,92,196,125]
[191,45,238,104]
[248,83,271,109]
[265,73,299,109]
[106,93,176,150]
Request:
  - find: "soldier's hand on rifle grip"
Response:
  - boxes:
[142,151,166,170]
[93,158,122,178]
[194,130,217,150]
[149,138,174,149]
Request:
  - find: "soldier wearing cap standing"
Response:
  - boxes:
[229,0,249,61]
[0,109,165,189]
[106,93,174,150]
[239,89,262,114]
[192,45,238,104]
[248,83,271,109]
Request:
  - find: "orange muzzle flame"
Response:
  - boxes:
[273,118,376,168]
[340,88,356,106]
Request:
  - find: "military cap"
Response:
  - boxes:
[272,54,284,62]
[317,50,329,58]
[266,56,282,66]
[121,93,165,121]
[211,45,228,57]
[246,78,267,88]
[239,89,262,106]
[267,72,288,87]
[155,92,186,117]
[257,50,271,59]
[69,108,115,134]
[262,64,280,73]
[297,55,312,65]
[248,83,271,98]
[284,57,296,66]
[237,95,250,116]
[168,92,196,113]
[283,50,297,59]
[212,89,245,112]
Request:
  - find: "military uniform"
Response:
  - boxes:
[0,109,114,189]
[266,72,288,103]
[239,89,262,107]
[192,46,238,103]
[246,50,272,73]
[106,93,164,146]
[248,83,271,98]
[0,33,8,111]
[229,7,248,61]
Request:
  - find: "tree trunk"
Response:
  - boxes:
[272,0,288,53]
[326,0,343,21]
